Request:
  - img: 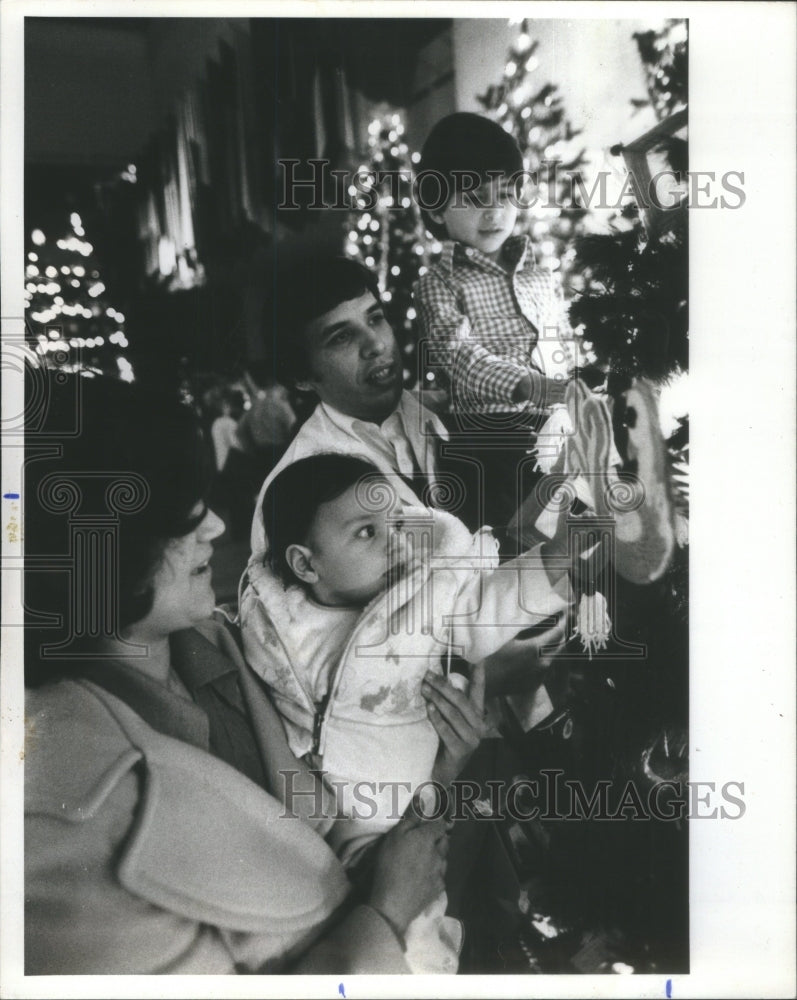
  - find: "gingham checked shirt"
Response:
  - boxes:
[414,235,575,415]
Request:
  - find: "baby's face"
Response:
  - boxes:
[435,175,519,261]
[306,483,403,607]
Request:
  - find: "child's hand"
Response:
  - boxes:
[423,664,487,787]
[511,371,568,408]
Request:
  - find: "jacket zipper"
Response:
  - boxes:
[311,691,331,756]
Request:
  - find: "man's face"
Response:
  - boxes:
[434,175,518,261]
[297,292,403,422]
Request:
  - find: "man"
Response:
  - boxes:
[250,256,448,560]
[248,255,565,715]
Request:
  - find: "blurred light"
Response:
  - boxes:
[363,235,373,245]
[364,256,375,267]
[45,266,57,277]
[348,231,358,241]
[414,245,424,255]
[401,197,411,208]
[525,56,539,72]
[502,121,513,133]
[345,243,358,256]
[31,229,46,245]
[521,107,532,119]
[88,282,105,298]
[370,220,379,231]
[48,329,60,340]
[391,266,401,276]
[118,357,135,383]
[388,130,397,142]
[406,307,417,320]
[54,296,64,305]
[497,103,508,117]
[60,265,70,274]
[115,311,125,323]
[506,61,517,75]
[431,241,443,254]
[418,265,428,276]
[70,212,82,230]
[70,279,80,288]
[517,32,531,50]
[411,152,421,164]
[28,251,38,261]
[73,265,85,277]
[94,336,104,347]
[382,290,392,302]
[426,372,435,381]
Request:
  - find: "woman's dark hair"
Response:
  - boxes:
[24,373,212,679]
[416,112,524,239]
[263,453,384,587]
[272,257,381,389]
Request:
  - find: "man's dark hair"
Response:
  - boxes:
[416,112,524,239]
[271,257,381,390]
[263,453,384,587]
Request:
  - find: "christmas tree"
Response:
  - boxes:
[631,19,688,122]
[476,19,590,283]
[344,112,440,390]
[24,212,134,382]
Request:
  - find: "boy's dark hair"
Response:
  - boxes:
[416,112,524,239]
[271,257,381,390]
[263,452,384,586]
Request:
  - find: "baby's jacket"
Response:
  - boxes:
[240,507,569,864]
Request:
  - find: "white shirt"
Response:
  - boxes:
[248,391,449,560]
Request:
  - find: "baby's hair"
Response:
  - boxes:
[416,112,524,239]
[263,453,384,587]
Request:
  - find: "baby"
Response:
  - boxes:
[240,453,571,971]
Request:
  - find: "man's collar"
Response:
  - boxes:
[319,391,411,435]
[438,233,533,275]
[322,391,447,439]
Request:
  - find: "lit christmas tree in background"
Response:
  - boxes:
[344,112,441,389]
[24,211,134,382]
[476,19,590,285]
[632,19,688,122]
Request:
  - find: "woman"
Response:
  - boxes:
[23,374,486,975]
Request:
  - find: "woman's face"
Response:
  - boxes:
[135,506,226,638]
